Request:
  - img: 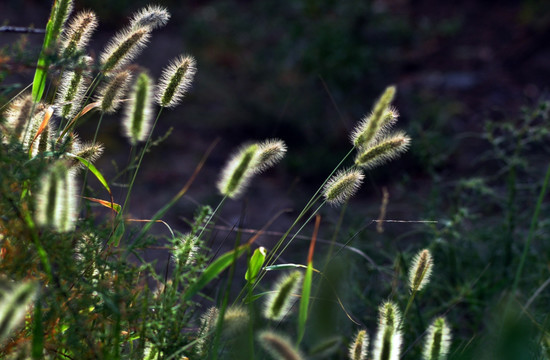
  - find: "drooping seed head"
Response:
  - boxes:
[58,10,98,59]
[0,280,38,347]
[355,132,410,169]
[156,55,196,108]
[408,249,433,293]
[129,5,171,30]
[258,331,304,360]
[323,168,364,206]
[54,56,92,120]
[351,85,396,149]
[36,162,78,232]
[252,138,287,174]
[373,301,403,360]
[422,317,451,360]
[263,270,302,321]
[217,143,260,199]
[349,329,369,360]
[96,70,133,113]
[100,27,151,74]
[122,72,154,145]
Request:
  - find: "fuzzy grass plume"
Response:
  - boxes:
[123,72,154,145]
[323,168,364,205]
[263,270,302,321]
[372,301,402,360]
[96,70,133,113]
[258,331,304,360]
[355,131,410,169]
[129,5,170,30]
[422,317,451,360]
[100,27,151,74]
[253,138,287,173]
[217,143,259,199]
[54,55,92,120]
[156,55,196,108]
[408,249,433,293]
[0,280,38,346]
[349,329,369,360]
[58,10,97,59]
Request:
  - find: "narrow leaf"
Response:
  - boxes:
[83,196,121,213]
[66,153,111,195]
[245,247,267,283]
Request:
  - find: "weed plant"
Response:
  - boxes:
[0,1,549,360]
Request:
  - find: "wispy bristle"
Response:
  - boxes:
[408,249,433,293]
[195,307,219,357]
[263,270,302,321]
[253,139,287,173]
[422,317,451,360]
[258,331,304,360]
[129,5,170,30]
[54,56,92,120]
[156,55,196,108]
[96,70,133,113]
[355,132,410,169]
[323,168,364,206]
[349,330,369,360]
[122,72,154,145]
[59,10,98,59]
[217,143,259,199]
[100,27,151,74]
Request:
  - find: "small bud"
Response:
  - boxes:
[323,168,364,206]
[59,10,98,59]
[349,330,369,360]
[355,132,410,169]
[156,55,196,108]
[422,317,451,360]
[122,72,154,145]
[55,56,92,120]
[373,301,403,360]
[217,143,259,199]
[253,139,287,174]
[100,27,151,74]
[129,5,170,30]
[96,70,133,113]
[408,249,433,293]
[258,331,304,360]
[263,270,302,321]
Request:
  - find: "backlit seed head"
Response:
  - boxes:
[408,249,433,293]
[323,168,364,206]
[129,5,170,30]
[156,55,196,108]
[195,307,219,357]
[96,70,133,113]
[355,132,411,169]
[0,280,39,347]
[171,234,198,267]
[253,139,287,174]
[349,330,369,360]
[258,331,304,360]
[422,317,451,360]
[222,306,250,337]
[54,56,92,120]
[217,143,260,199]
[100,27,151,74]
[122,72,154,145]
[70,141,104,170]
[36,162,78,232]
[351,85,396,149]
[50,0,74,46]
[59,10,98,59]
[263,270,302,321]
[373,301,403,360]
[2,95,36,143]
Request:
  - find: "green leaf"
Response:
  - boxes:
[66,153,111,195]
[297,261,313,344]
[31,300,44,359]
[245,247,267,283]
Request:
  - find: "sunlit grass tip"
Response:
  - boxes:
[129,4,171,30]
[252,138,287,173]
[349,329,369,360]
[50,0,74,46]
[217,143,259,199]
[0,280,39,347]
[100,27,151,74]
[351,85,396,149]
[58,10,98,59]
[263,270,302,321]
[122,72,154,145]
[54,55,92,120]
[70,141,105,170]
[323,168,364,206]
[36,161,78,232]
[156,55,197,108]
[258,330,304,360]
[355,131,411,170]
[96,70,133,114]
[373,301,403,360]
[222,306,250,337]
[422,317,451,360]
[408,249,433,293]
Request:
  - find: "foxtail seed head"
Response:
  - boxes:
[129,5,170,30]
[195,306,219,357]
[123,72,154,145]
[252,139,287,173]
[422,317,451,360]
[55,56,92,120]
[50,0,74,48]
[156,55,196,108]
[96,70,133,113]
[323,168,364,206]
[355,132,410,169]
[408,249,433,293]
[349,330,369,360]
[36,162,78,232]
[222,306,250,337]
[100,27,151,74]
[258,331,304,360]
[373,301,403,360]
[263,270,302,321]
[70,142,104,170]
[59,10,98,59]
[171,234,198,267]
[217,143,259,199]
[0,280,38,347]
[2,95,34,142]
[351,85,396,149]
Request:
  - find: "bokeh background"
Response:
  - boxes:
[2,0,550,358]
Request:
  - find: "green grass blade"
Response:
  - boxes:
[297,261,313,345]
[31,300,44,359]
[67,153,111,195]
